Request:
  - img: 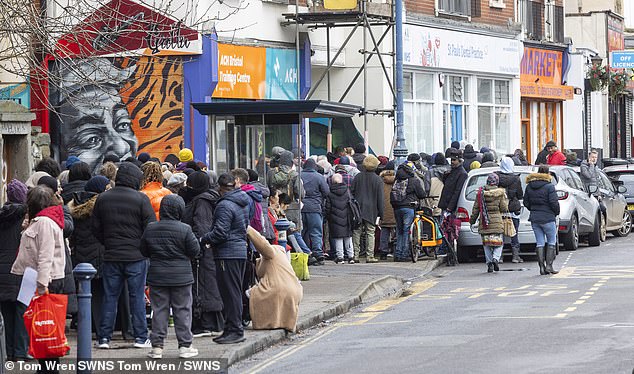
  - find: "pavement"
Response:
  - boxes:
[235,235,634,374]
[64,256,443,367]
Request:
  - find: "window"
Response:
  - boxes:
[477,78,511,155]
[438,0,471,16]
[489,0,505,9]
[599,172,615,193]
[404,73,434,154]
[520,0,544,41]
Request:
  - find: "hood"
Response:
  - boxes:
[115,162,143,190]
[526,173,552,188]
[363,155,380,172]
[482,152,494,163]
[241,184,263,202]
[36,205,65,229]
[159,194,186,221]
[249,181,270,199]
[396,164,415,180]
[222,188,251,208]
[330,182,348,196]
[279,150,294,167]
[483,186,506,198]
[380,170,395,184]
[0,203,26,224]
[193,190,220,204]
[69,193,98,219]
[500,157,515,174]
[463,145,478,158]
[303,158,317,171]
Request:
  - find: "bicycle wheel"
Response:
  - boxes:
[409,221,420,263]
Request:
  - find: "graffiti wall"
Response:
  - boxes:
[49,56,184,174]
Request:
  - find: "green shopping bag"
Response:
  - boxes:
[290,252,310,281]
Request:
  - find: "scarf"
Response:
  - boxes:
[477,187,490,228]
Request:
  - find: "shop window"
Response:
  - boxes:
[495,81,509,105]
[477,79,492,103]
[444,76,467,102]
[404,72,413,100]
[415,73,433,100]
[477,79,511,155]
[404,72,435,154]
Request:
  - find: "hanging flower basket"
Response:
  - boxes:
[587,64,608,91]
[609,70,631,99]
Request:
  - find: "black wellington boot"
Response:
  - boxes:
[536,246,547,275]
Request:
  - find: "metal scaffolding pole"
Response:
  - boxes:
[393,0,407,159]
[363,8,368,151]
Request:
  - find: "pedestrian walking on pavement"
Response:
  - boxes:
[92,162,156,349]
[300,159,329,265]
[140,195,200,359]
[181,171,224,337]
[325,174,355,263]
[351,155,384,263]
[496,157,524,263]
[524,165,560,275]
[201,173,250,344]
[390,162,427,262]
[470,173,509,273]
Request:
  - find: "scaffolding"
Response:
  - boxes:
[282,0,396,153]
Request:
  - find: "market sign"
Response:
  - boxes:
[403,24,522,76]
[55,0,201,58]
[520,46,573,100]
[213,44,304,100]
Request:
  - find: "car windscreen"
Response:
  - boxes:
[609,172,634,197]
[465,173,530,201]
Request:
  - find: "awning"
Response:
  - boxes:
[192,100,361,118]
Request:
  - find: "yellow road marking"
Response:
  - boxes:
[585,292,595,295]
[579,295,591,300]
[468,293,486,299]
[590,287,599,291]
[554,313,568,318]
[574,300,586,305]
[564,307,577,312]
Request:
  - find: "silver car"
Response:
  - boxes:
[455,165,600,261]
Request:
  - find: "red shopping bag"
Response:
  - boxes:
[23,293,70,359]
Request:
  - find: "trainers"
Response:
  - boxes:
[192,330,213,338]
[179,346,199,358]
[133,339,152,348]
[97,339,110,349]
[348,259,355,264]
[335,257,344,264]
[147,347,163,359]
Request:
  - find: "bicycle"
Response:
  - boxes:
[409,198,443,263]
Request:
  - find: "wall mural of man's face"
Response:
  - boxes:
[59,86,138,174]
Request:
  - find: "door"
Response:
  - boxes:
[450,105,463,142]
[521,119,531,162]
[599,171,624,228]
[563,169,595,232]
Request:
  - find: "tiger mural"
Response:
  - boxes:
[49,56,184,174]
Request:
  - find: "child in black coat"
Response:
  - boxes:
[325,174,354,263]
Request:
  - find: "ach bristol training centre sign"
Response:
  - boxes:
[611,50,634,69]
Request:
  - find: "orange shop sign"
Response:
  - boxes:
[521,47,563,85]
[520,83,573,100]
[214,44,266,99]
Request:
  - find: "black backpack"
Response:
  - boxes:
[347,191,362,228]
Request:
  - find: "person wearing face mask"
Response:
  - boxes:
[51,58,138,175]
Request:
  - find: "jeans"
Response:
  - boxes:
[302,212,324,258]
[379,226,394,254]
[99,260,149,343]
[288,232,311,254]
[333,237,354,259]
[483,245,503,263]
[150,285,193,348]
[511,217,520,250]
[1,301,28,359]
[353,221,376,259]
[532,222,558,247]
[395,208,415,259]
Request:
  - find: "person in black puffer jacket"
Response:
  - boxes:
[181,171,224,336]
[69,175,110,331]
[140,194,200,358]
[438,149,468,214]
[92,161,156,348]
[325,174,354,263]
[201,173,250,344]
[61,161,91,204]
[390,162,427,261]
[0,180,29,361]
[462,144,482,172]
[524,165,560,276]
[496,157,524,263]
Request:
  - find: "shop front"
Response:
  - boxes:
[520,45,573,162]
[402,24,522,156]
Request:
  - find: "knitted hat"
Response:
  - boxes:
[167,173,187,187]
[6,179,27,204]
[377,156,389,165]
[407,153,421,162]
[363,155,380,172]
[546,140,557,148]
[178,148,194,162]
[187,171,210,194]
[137,152,151,164]
[339,156,350,165]
[85,175,110,194]
[64,155,81,170]
[470,161,481,169]
[38,176,59,192]
[451,141,461,150]
[486,172,499,186]
[25,171,51,189]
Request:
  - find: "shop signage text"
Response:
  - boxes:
[521,48,563,84]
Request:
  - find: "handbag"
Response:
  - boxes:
[290,252,310,281]
[503,216,517,237]
[23,293,70,359]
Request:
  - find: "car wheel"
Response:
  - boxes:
[563,215,579,250]
[600,214,607,242]
[588,214,601,247]
[613,211,632,237]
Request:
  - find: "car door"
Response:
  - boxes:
[601,171,626,228]
[565,169,595,232]
[597,171,616,227]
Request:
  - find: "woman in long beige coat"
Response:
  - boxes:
[246,227,303,332]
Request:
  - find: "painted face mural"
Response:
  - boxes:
[50,57,184,174]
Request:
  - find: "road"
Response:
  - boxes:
[235,236,634,374]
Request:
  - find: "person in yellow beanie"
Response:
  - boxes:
[470,161,481,170]
[179,148,194,163]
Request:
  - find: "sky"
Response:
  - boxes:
[625,0,634,29]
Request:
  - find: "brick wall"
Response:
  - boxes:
[404,0,515,28]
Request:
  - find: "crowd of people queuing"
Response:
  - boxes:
[0,138,579,362]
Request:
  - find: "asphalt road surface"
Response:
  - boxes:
[236,236,634,374]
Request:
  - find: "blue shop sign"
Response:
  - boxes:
[266,48,299,100]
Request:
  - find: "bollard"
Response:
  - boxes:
[274,218,292,250]
[73,263,97,374]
